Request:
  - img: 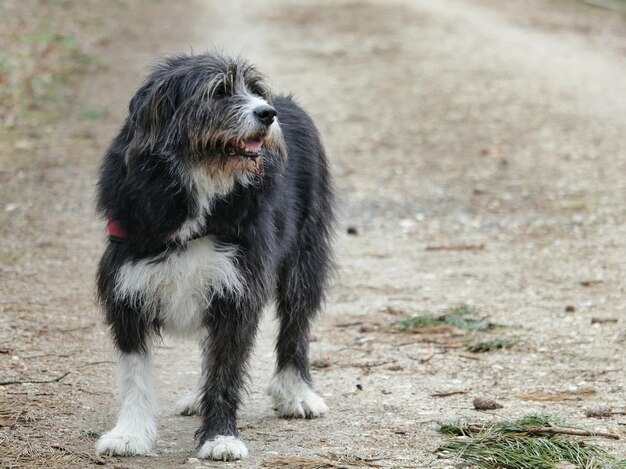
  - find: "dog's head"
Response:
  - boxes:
[123,53,286,179]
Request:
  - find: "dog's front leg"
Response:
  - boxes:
[195,297,260,461]
[96,345,158,456]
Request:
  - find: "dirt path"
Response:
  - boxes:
[1,0,625,467]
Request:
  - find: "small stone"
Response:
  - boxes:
[565,305,575,313]
[399,218,415,230]
[356,383,363,391]
[473,397,503,410]
[585,407,613,418]
[311,357,331,369]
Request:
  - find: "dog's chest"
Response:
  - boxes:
[114,237,243,337]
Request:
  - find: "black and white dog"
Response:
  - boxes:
[94,53,334,461]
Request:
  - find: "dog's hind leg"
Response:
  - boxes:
[268,224,330,419]
[175,335,208,416]
[96,301,158,456]
[175,379,203,416]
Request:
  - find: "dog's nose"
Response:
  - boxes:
[254,105,277,126]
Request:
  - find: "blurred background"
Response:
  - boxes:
[1,0,625,467]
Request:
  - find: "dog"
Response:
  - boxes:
[94,52,334,461]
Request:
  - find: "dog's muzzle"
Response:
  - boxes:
[223,139,266,159]
[223,105,277,159]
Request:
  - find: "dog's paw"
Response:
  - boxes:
[175,392,202,416]
[197,436,248,461]
[272,387,328,419]
[267,368,328,419]
[95,425,156,456]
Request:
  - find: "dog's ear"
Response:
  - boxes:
[124,79,176,170]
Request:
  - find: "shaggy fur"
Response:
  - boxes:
[95,53,334,461]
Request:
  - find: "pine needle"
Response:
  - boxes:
[393,305,500,332]
[465,338,519,353]
[438,415,625,469]
[263,453,384,468]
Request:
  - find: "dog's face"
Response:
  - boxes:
[124,54,286,176]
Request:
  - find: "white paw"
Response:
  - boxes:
[197,436,248,461]
[95,425,156,456]
[272,387,328,418]
[175,392,202,416]
[267,368,328,419]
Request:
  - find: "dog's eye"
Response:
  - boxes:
[212,84,228,99]
[248,83,268,99]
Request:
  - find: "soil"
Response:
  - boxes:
[1,0,625,467]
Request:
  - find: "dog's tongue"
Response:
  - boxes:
[244,140,263,152]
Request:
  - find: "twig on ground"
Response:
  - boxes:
[77,361,115,368]
[334,321,364,328]
[458,423,620,440]
[591,317,618,324]
[393,325,457,335]
[420,340,465,349]
[420,349,435,363]
[22,353,74,360]
[432,390,468,397]
[425,244,484,251]
[585,407,626,418]
[0,371,70,386]
[580,280,603,287]
[458,352,481,361]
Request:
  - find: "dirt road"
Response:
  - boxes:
[1,0,625,467]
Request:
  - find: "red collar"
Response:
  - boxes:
[107,212,217,244]
[107,213,128,239]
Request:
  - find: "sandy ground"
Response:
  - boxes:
[1,0,625,467]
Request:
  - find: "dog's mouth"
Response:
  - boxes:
[224,139,264,159]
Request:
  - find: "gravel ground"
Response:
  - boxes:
[1,0,625,467]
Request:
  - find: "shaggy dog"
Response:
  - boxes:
[94,53,334,461]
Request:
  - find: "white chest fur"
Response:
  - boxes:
[114,237,244,337]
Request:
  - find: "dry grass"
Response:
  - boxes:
[0,401,37,428]
[0,434,104,468]
[0,396,104,468]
